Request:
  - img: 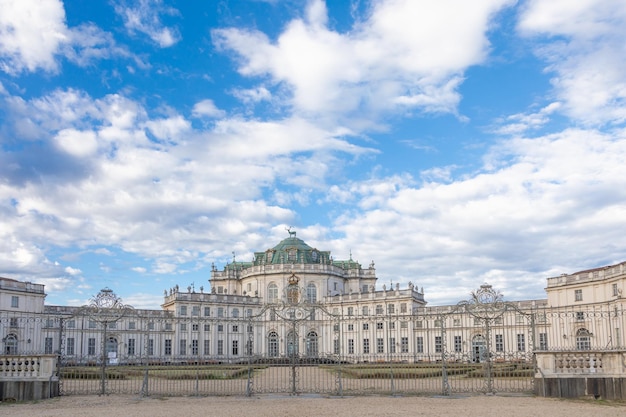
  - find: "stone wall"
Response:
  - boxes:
[535,350,626,400]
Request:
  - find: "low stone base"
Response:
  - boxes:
[535,377,626,400]
[0,380,59,402]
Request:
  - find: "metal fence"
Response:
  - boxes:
[2,286,624,397]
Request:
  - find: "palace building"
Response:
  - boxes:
[2,232,625,364]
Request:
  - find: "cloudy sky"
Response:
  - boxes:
[1,0,625,309]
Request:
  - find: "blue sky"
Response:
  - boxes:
[1,0,626,309]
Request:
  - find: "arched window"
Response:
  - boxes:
[4,333,17,354]
[576,328,591,350]
[267,282,278,303]
[287,331,298,357]
[306,283,317,303]
[267,331,279,357]
[306,331,318,357]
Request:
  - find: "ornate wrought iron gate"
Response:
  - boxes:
[55,284,536,396]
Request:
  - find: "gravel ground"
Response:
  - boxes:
[2,394,625,417]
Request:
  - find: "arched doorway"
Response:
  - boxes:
[106,337,118,363]
[4,333,17,354]
[576,328,591,350]
[472,334,486,363]
[267,331,279,357]
[287,331,298,357]
[305,331,318,357]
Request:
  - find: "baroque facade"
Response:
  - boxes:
[1,233,625,364]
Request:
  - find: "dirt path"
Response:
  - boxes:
[2,394,624,417]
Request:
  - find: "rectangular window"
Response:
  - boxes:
[495,334,504,352]
[179,339,187,355]
[44,337,52,355]
[453,319,461,327]
[401,337,408,353]
[454,336,462,352]
[232,325,239,332]
[165,322,172,331]
[515,315,524,324]
[613,283,619,296]
[377,338,384,353]
[180,306,187,316]
[334,339,340,354]
[362,285,368,293]
[400,303,407,313]
[66,338,75,355]
[180,323,187,331]
[574,289,582,301]
[348,339,355,354]
[435,336,442,353]
[148,322,155,330]
[377,322,384,330]
[204,324,211,331]
[362,306,369,316]
[387,304,395,314]
[164,339,172,356]
[148,339,154,356]
[414,321,423,329]
[389,337,396,353]
[363,338,370,354]
[347,307,354,316]
[347,324,354,331]
[416,336,424,353]
[400,321,408,329]
[192,324,199,331]
[516,334,525,351]
[246,340,253,355]
[11,296,19,308]
[363,323,369,330]
[88,338,96,355]
[204,339,210,355]
[539,333,548,350]
[576,311,585,321]
[376,305,383,315]
[218,308,224,317]
[89,320,97,329]
[9,317,18,327]
[192,339,198,355]
[128,338,136,355]
[128,321,136,330]
[217,340,224,355]
[192,306,200,316]
[434,319,442,327]
[218,324,224,332]
[204,307,211,316]
[67,320,76,328]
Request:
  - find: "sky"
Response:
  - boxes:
[1,0,626,309]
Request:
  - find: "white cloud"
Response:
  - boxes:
[0,0,138,75]
[518,0,626,125]
[113,0,181,48]
[191,99,226,118]
[54,129,99,157]
[324,127,626,304]
[213,0,513,127]
[0,86,373,278]
[492,102,562,135]
[0,0,68,74]
[64,266,82,276]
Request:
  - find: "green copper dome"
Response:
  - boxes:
[253,231,329,265]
